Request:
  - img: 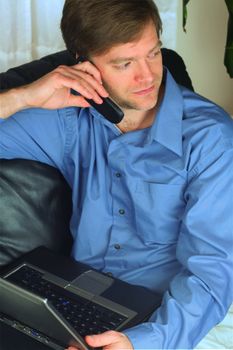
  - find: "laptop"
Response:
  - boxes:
[0,246,162,350]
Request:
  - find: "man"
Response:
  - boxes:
[0,1,233,349]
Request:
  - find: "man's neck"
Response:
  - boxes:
[116,108,156,133]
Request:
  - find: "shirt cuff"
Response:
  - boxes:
[123,322,159,350]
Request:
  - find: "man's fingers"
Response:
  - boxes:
[65,331,133,350]
[85,331,128,348]
[56,64,109,99]
[75,60,102,84]
[62,77,101,102]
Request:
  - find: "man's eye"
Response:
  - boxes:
[148,50,161,59]
[115,62,131,70]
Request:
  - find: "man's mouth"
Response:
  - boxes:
[133,85,155,96]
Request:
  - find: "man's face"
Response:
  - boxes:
[92,21,163,112]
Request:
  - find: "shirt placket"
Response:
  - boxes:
[104,139,131,270]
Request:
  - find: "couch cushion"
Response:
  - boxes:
[0,159,73,268]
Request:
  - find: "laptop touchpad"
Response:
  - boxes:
[71,270,114,295]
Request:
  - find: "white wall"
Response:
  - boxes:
[175,0,233,115]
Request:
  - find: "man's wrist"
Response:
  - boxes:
[0,87,29,119]
[11,86,30,111]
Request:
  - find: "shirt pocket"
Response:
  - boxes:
[134,182,185,244]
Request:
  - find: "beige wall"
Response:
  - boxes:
[176,0,233,115]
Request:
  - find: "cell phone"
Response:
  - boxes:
[76,56,124,124]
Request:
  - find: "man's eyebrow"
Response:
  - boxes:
[108,57,135,65]
[108,40,163,65]
[150,39,163,52]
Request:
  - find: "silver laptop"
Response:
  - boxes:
[0,246,161,350]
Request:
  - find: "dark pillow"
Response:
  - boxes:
[0,50,76,90]
[0,159,73,268]
[162,48,194,91]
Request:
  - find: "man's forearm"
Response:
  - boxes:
[0,87,28,119]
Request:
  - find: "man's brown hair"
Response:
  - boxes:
[61,0,162,59]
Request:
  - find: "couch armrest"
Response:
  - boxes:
[0,159,73,268]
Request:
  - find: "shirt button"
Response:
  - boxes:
[115,172,122,178]
[106,272,113,277]
[119,209,125,215]
[114,244,121,250]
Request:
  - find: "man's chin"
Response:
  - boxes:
[120,100,157,112]
[121,92,158,110]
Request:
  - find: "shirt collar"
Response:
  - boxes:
[147,68,184,156]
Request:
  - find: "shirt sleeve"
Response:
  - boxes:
[124,140,233,349]
[0,107,73,172]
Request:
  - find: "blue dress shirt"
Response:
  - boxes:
[0,70,233,349]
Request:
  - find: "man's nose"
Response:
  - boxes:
[135,61,154,83]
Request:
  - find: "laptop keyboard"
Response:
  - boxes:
[6,265,127,337]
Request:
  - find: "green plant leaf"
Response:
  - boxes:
[224,0,233,77]
[183,0,191,32]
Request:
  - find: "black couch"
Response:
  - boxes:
[0,49,194,270]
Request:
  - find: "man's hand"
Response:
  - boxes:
[23,62,109,109]
[0,61,109,118]
[67,330,133,350]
